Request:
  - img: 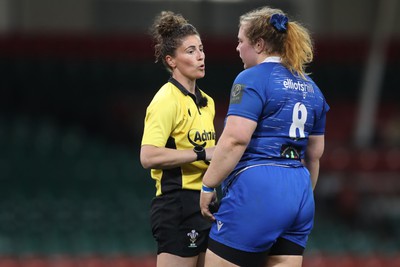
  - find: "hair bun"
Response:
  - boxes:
[156,11,188,37]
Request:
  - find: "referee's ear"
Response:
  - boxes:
[165,55,176,69]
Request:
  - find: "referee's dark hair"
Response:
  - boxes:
[150,11,200,73]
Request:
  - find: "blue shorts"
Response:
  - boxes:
[209,164,314,253]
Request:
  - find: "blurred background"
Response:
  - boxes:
[0,0,400,266]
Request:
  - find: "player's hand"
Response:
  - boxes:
[200,190,217,221]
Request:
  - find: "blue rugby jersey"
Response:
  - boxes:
[227,57,330,172]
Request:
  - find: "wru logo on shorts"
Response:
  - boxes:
[187,229,199,248]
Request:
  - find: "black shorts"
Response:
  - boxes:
[150,189,212,257]
[208,237,305,267]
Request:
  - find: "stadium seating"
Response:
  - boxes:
[0,115,156,256]
[1,115,399,258]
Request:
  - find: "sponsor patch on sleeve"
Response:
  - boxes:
[230,84,245,104]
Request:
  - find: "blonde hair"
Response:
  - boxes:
[239,6,313,79]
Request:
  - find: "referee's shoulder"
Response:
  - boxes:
[155,83,178,97]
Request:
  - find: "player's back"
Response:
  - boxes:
[228,61,327,171]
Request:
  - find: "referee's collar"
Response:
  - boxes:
[168,77,203,101]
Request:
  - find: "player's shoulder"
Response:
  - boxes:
[304,75,325,96]
[237,63,278,81]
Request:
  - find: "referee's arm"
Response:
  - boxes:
[140,144,215,169]
[140,145,197,169]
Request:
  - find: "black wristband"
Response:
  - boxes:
[193,145,206,161]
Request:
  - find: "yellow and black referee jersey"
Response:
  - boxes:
[141,77,216,196]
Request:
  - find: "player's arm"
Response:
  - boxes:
[140,145,215,169]
[200,115,256,220]
[203,115,255,187]
[302,134,325,190]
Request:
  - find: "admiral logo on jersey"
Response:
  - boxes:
[187,128,216,147]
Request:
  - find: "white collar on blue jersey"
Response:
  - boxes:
[262,56,281,63]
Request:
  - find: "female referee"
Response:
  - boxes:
[200,6,329,267]
[140,11,216,267]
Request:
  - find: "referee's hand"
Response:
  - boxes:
[200,190,217,221]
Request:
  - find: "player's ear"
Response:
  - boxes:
[255,38,265,54]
